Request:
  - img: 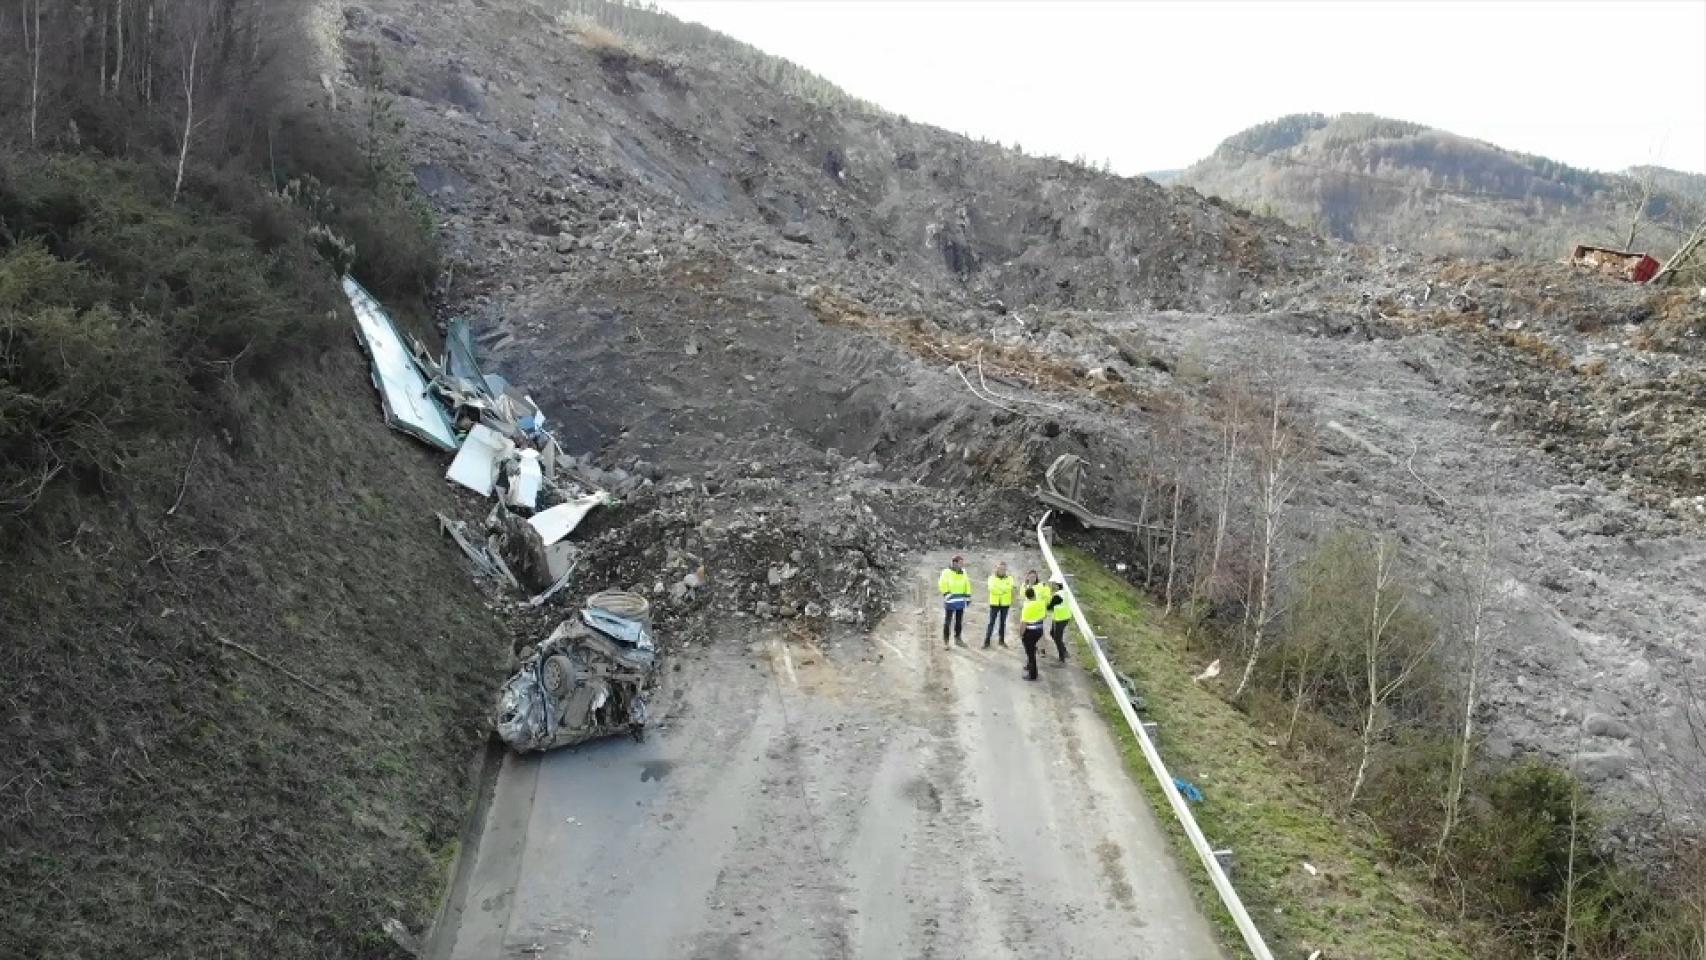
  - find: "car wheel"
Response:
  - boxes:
[540,654,574,695]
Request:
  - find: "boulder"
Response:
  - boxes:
[1582,713,1633,741]
[1571,750,1632,783]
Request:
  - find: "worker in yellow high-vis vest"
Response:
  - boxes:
[937,555,972,648]
[1027,570,1051,611]
[1018,584,1048,681]
[983,561,1015,649]
[1046,578,1073,664]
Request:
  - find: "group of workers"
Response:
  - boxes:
[936,556,1073,682]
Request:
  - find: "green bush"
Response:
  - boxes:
[1450,761,1687,957]
[0,278,185,480]
[0,152,344,505]
[1358,729,1454,851]
[268,109,441,307]
[335,188,440,305]
[1464,762,1586,911]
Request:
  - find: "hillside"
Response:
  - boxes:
[4,1,1705,958]
[1180,112,1706,259]
[0,5,517,957]
[358,1,1704,955]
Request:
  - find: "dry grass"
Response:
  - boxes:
[560,13,645,56]
[805,288,1170,411]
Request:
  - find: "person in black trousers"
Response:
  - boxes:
[1046,579,1072,663]
[1018,585,1047,681]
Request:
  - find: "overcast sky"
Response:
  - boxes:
[653,0,1706,177]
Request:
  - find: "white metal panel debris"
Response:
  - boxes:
[343,277,459,451]
[529,493,610,546]
[506,449,543,511]
[446,423,512,497]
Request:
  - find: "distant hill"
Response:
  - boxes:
[1179,112,1706,259]
[1143,169,1184,185]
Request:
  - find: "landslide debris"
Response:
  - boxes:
[338,0,1706,888]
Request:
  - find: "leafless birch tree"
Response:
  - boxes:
[20,0,41,146]
[1196,389,1246,609]
[1349,535,1437,805]
[1151,415,1190,616]
[168,0,215,204]
[1435,484,1502,860]
[1235,378,1300,698]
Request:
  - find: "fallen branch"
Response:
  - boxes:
[1,458,64,515]
[951,362,1021,414]
[976,349,1067,412]
[180,875,265,912]
[1652,217,1706,284]
[166,439,201,517]
[1406,439,1450,507]
[213,635,345,705]
[1324,420,1396,464]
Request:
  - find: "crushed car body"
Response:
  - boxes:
[494,591,659,753]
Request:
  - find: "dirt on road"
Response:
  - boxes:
[434,551,1221,960]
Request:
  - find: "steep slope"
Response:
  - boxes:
[1181,112,1705,259]
[3,344,512,959]
[0,19,515,958]
[352,0,1314,325]
[355,0,1702,807]
[6,2,1700,957]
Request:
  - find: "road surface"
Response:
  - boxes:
[436,551,1223,959]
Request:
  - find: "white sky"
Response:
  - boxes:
[653,0,1706,176]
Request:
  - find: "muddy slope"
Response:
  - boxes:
[337,0,1706,849]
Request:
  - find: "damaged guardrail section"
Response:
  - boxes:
[1036,513,1275,960]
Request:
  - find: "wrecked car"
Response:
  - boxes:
[494,591,659,753]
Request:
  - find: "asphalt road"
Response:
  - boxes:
[437,551,1222,960]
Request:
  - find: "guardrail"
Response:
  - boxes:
[1036,512,1275,960]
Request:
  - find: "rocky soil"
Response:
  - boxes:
[329,0,1706,855]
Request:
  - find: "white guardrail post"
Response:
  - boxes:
[1036,512,1275,960]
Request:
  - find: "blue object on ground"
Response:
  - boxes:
[1173,776,1204,803]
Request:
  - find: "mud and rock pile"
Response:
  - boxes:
[331,0,1706,851]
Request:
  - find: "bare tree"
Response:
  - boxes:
[1234,377,1300,698]
[168,0,218,204]
[1281,555,1330,749]
[21,0,41,146]
[1617,169,1654,252]
[142,0,153,104]
[113,0,125,96]
[1558,776,1582,960]
[1148,415,1190,615]
[1654,215,1706,285]
[1435,484,1502,860]
[1348,535,1436,805]
[1162,462,1185,614]
[97,0,107,93]
[1196,388,1246,609]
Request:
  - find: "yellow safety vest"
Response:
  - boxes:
[1021,591,1048,624]
[938,568,971,598]
[987,574,1015,607]
[1032,583,1052,609]
[1052,594,1074,622]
